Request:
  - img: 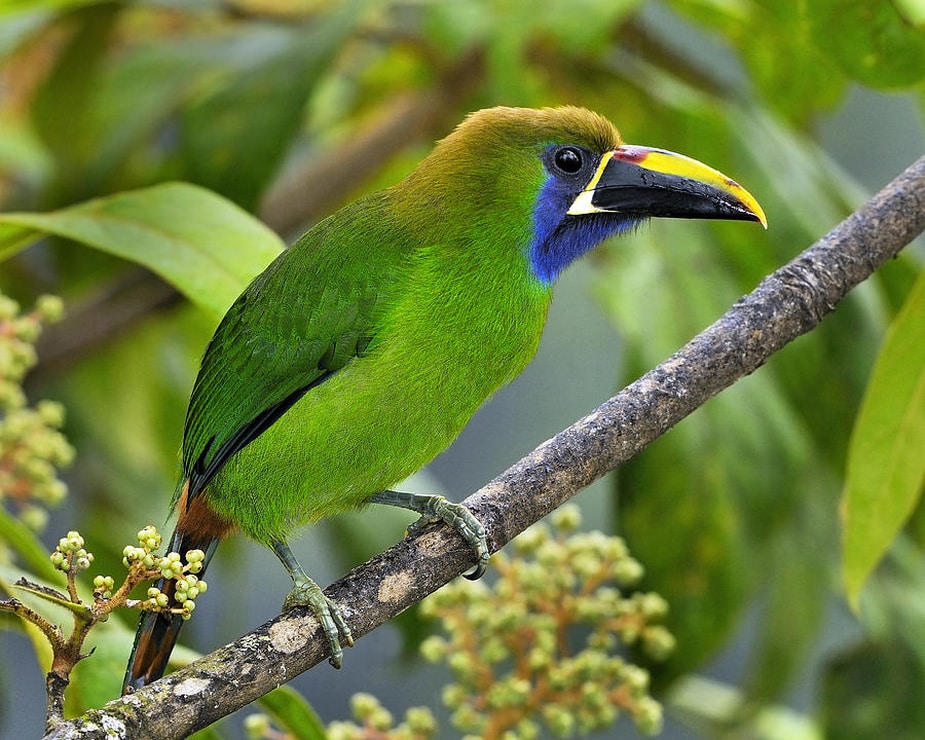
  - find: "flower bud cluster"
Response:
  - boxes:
[92,574,116,600]
[324,693,437,740]
[420,504,673,737]
[123,528,207,620]
[49,530,94,573]
[246,691,438,740]
[5,523,212,687]
[0,293,72,530]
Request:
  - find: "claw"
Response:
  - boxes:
[272,539,353,668]
[283,578,353,668]
[369,490,490,579]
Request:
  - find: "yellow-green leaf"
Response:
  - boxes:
[257,685,328,740]
[843,271,925,607]
[0,182,284,319]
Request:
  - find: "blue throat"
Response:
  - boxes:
[528,176,637,285]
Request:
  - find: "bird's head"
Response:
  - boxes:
[406,106,766,285]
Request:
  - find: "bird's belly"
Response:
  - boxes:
[206,330,540,543]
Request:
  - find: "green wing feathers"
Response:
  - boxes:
[179,194,403,503]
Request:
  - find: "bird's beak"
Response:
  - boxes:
[567,145,767,228]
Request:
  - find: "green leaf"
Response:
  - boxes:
[256,685,328,740]
[29,1,121,194]
[14,580,89,616]
[59,35,230,201]
[616,428,749,683]
[843,270,925,608]
[820,638,925,740]
[666,0,846,123]
[182,1,366,210]
[893,0,925,26]
[744,500,831,703]
[0,0,109,15]
[0,507,59,583]
[0,183,283,319]
[807,0,925,88]
[0,566,55,672]
[670,676,822,739]
[0,114,53,184]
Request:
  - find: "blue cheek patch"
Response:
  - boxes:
[529,177,637,285]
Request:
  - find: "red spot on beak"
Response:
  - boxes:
[613,145,649,163]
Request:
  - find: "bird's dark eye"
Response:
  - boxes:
[554,146,583,174]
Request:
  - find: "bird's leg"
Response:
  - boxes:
[367,490,490,580]
[271,540,354,668]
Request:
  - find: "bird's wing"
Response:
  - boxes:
[180,197,400,501]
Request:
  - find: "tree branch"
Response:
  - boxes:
[43,155,925,739]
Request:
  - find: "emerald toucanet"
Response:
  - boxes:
[123,106,765,692]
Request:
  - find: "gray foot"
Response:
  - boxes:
[272,540,354,668]
[368,490,490,579]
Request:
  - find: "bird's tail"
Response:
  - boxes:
[121,526,220,694]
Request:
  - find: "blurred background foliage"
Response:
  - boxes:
[0,0,923,737]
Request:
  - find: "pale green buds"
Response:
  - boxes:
[49,530,94,572]
[137,525,161,551]
[92,574,115,599]
[0,292,72,523]
[318,691,438,739]
[419,505,672,737]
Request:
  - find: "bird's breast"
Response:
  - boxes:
[208,241,552,541]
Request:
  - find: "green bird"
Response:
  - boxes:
[123,106,765,691]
